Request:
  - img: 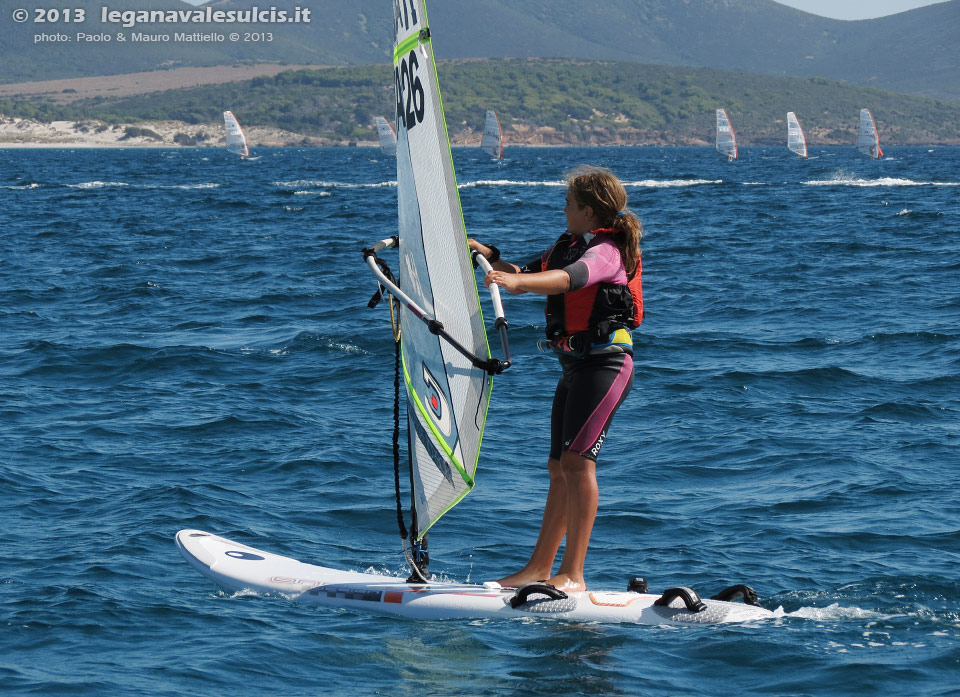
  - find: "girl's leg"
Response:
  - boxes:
[546,451,598,592]
[495,452,599,591]
[494,457,566,588]
[496,355,629,590]
[545,354,631,591]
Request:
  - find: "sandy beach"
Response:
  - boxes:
[0,115,673,149]
[0,115,338,148]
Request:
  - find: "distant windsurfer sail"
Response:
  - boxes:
[716,108,738,160]
[375,115,397,156]
[858,108,883,159]
[786,112,808,158]
[222,110,250,159]
[480,109,503,160]
[362,0,511,581]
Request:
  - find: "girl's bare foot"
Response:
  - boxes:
[546,573,586,593]
[493,569,550,589]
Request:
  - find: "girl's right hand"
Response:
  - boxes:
[485,270,523,294]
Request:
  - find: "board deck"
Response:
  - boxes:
[176,530,778,624]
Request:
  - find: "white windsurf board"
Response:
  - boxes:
[176,530,777,624]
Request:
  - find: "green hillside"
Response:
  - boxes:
[4,59,959,145]
[3,0,958,103]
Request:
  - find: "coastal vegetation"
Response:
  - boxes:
[3,59,959,145]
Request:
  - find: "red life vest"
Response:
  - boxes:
[540,230,643,344]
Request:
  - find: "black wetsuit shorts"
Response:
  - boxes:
[550,352,634,462]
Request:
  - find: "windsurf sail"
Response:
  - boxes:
[716,108,738,160]
[375,115,398,156]
[363,0,510,578]
[858,108,883,159]
[223,111,249,158]
[786,111,808,158]
[480,109,503,160]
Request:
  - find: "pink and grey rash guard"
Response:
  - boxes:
[526,234,628,288]
[561,236,628,290]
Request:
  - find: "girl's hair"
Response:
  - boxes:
[566,166,643,276]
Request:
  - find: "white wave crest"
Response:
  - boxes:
[787,602,887,621]
[274,180,396,189]
[139,183,221,190]
[457,178,722,189]
[169,183,220,190]
[458,179,565,188]
[68,181,129,189]
[805,177,960,187]
[626,179,723,188]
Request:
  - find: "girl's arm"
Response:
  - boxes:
[468,239,520,273]
[484,269,570,296]
[468,238,569,295]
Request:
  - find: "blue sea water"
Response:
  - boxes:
[1,145,958,696]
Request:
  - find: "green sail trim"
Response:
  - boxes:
[393,31,426,63]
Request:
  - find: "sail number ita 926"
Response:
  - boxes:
[394,0,419,35]
[395,50,425,131]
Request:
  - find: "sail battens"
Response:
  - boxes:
[394,31,425,61]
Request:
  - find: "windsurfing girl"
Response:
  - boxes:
[469,166,643,593]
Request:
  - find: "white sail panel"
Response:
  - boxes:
[375,115,398,156]
[858,108,883,159]
[480,109,503,159]
[393,0,492,539]
[787,111,808,158]
[716,108,738,160]
[223,111,249,158]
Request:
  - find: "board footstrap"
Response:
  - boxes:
[654,587,707,613]
[509,583,568,609]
